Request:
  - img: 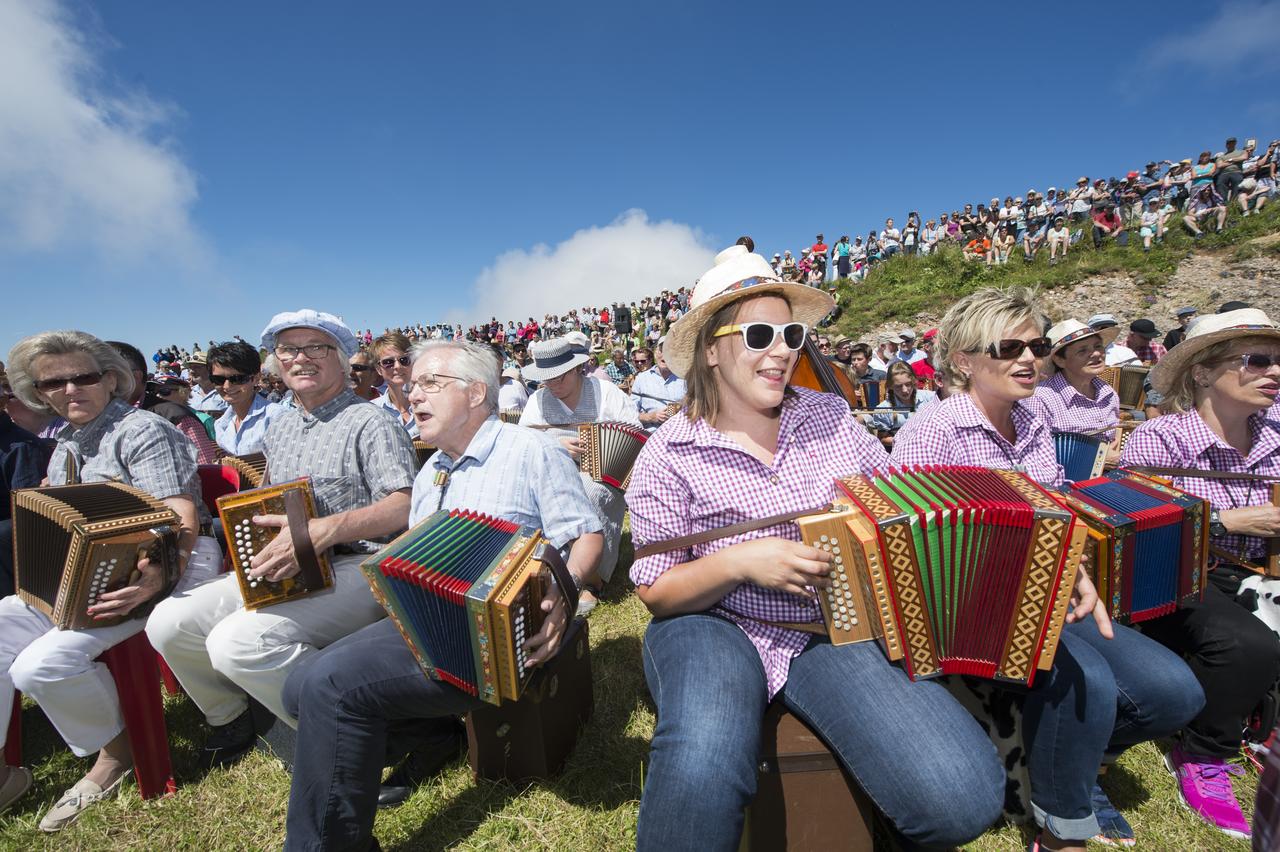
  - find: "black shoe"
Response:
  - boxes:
[377,724,466,809]
[198,708,256,771]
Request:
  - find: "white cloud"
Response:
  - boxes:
[460,209,716,323]
[1142,1,1280,74]
[0,0,206,262]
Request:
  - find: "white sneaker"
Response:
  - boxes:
[38,770,129,832]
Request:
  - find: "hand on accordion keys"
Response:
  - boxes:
[559,434,584,463]
[1065,559,1115,640]
[247,512,337,582]
[523,580,571,669]
[732,537,833,600]
[85,554,167,621]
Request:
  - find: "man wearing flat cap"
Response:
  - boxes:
[148,309,417,769]
[1164,307,1197,351]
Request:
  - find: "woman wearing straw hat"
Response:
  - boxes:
[1027,319,1122,464]
[892,287,1203,851]
[1119,308,1280,840]
[626,246,1007,851]
[519,334,641,612]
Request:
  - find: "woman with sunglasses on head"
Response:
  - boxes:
[891,288,1202,852]
[208,340,285,457]
[0,331,221,828]
[1118,308,1280,841]
[369,332,418,438]
[627,246,1007,852]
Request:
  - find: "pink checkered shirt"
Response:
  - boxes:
[1131,341,1167,364]
[1027,372,1120,440]
[1120,408,1280,559]
[626,387,889,698]
[889,392,1065,488]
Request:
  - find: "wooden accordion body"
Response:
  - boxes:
[219,452,268,489]
[1100,365,1149,410]
[1061,470,1207,624]
[498,408,523,424]
[1053,431,1109,482]
[12,483,181,630]
[798,467,1084,686]
[577,421,647,490]
[855,379,887,410]
[361,509,573,705]
[216,478,333,609]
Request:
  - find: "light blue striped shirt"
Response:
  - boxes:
[408,415,601,548]
[214,394,287,456]
[374,390,418,438]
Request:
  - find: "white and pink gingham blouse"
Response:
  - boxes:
[626,387,889,698]
[1027,372,1120,440]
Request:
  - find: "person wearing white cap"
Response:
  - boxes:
[519,335,640,609]
[497,364,528,411]
[147,309,418,771]
[626,246,1005,850]
[1119,308,1280,840]
[1086,314,1142,366]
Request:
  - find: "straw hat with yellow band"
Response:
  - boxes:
[663,245,834,378]
[1149,308,1280,395]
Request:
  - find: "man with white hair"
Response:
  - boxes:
[147,309,417,770]
[278,339,602,849]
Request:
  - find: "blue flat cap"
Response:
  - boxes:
[260,309,359,358]
[1174,306,1197,317]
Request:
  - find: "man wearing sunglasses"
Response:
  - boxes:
[208,340,285,457]
[630,342,686,433]
[147,309,417,772]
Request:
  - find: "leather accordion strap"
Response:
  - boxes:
[1125,465,1280,483]
[1210,545,1273,577]
[633,504,832,560]
[537,542,580,616]
[283,488,324,589]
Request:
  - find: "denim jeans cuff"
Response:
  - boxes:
[1032,801,1100,842]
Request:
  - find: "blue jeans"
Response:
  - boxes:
[281,618,483,852]
[637,614,1004,852]
[1019,619,1203,841]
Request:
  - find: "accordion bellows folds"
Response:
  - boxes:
[13,482,181,630]
[361,510,576,705]
[577,421,647,490]
[1063,470,1207,624]
[219,452,268,489]
[798,467,1084,687]
[216,478,333,609]
[1054,432,1109,482]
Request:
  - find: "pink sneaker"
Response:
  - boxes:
[1164,745,1250,840]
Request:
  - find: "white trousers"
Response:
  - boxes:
[145,553,384,728]
[0,536,222,757]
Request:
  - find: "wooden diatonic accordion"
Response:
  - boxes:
[12,483,181,630]
[216,479,333,609]
[411,440,435,470]
[577,421,647,490]
[1061,470,1207,624]
[498,408,523,424]
[855,379,886,409]
[1106,421,1140,468]
[1054,431,1109,482]
[1099,365,1149,410]
[360,509,579,705]
[797,467,1084,686]
[219,452,268,489]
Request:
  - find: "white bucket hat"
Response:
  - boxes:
[1149,308,1280,394]
[663,246,834,378]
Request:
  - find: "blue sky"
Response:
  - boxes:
[2,0,1277,359]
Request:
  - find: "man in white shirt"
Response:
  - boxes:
[870,335,897,372]
[497,366,529,411]
[881,218,902,257]
[630,342,686,432]
[894,330,928,365]
[1087,314,1141,365]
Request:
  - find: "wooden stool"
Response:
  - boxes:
[466,617,592,783]
[741,702,877,852]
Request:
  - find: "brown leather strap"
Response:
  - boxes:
[537,542,580,617]
[283,488,324,589]
[1210,545,1273,577]
[1126,465,1280,483]
[633,504,832,560]
[760,619,827,635]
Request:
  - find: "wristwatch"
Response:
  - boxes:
[1209,509,1228,538]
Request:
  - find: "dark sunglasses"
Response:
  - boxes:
[211,372,255,386]
[34,371,104,393]
[713,321,808,352]
[379,355,412,369]
[1238,353,1280,372]
[985,337,1053,360]
[349,364,373,373]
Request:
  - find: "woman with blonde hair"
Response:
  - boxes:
[1119,308,1280,840]
[369,331,417,437]
[626,246,1007,851]
[0,330,221,829]
[892,287,1202,850]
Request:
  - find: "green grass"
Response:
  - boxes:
[0,528,1262,850]
[829,203,1280,338]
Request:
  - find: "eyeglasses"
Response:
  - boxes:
[378,355,412,369]
[713,322,808,352]
[1237,353,1280,372]
[211,372,255,386]
[275,343,336,361]
[984,337,1053,360]
[349,364,373,373]
[34,372,104,393]
[410,373,467,394]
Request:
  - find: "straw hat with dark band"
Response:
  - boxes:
[1149,308,1280,395]
[664,245,834,378]
[1045,318,1119,356]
